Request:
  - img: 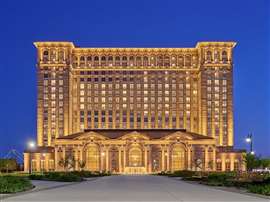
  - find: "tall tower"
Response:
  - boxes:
[34,42,74,146]
[196,42,236,146]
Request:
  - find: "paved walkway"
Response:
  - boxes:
[2,175,268,202]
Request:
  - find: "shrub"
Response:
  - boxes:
[29,172,83,182]
[248,184,270,196]
[170,170,197,177]
[0,176,33,193]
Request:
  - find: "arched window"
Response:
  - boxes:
[50,49,56,61]
[87,56,92,66]
[108,56,113,66]
[185,55,191,67]
[214,51,220,61]
[129,56,134,66]
[101,56,106,66]
[178,56,184,67]
[122,56,127,67]
[143,56,148,66]
[94,56,99,66]
[225,159,231,171]
[80,56,85,67]
[234,159,239,171]
[192,55,197,67]
[136,56,142,66]
[150,55,156,66]
[157,55,163,66]
[171,55,177,66]
[58,50,64,62]
[43,50,49,62]
[222,51,228,63]
[80,56,85,61]
[164,56,170,67]
[115,56,120,66]
[206,51,212,62]
[216,159,222,171]
[87,56,92,61]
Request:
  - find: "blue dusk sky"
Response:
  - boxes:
[0,0,269,158]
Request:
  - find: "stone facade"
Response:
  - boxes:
[24,41,245,174]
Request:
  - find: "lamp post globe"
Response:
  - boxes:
[28,141,36,174]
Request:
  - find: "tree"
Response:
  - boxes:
[0,159,18,172]
[260,158,270,169]
[68,156,76,171]
[78,160,86,171]
[244,153,261,171]
[58,158,70,171]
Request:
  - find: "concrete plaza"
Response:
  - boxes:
[3,175,268,202]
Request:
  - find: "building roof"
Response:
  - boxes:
[57,129,214,140]
[24,146,54,153]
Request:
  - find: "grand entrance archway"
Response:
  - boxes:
[86,144,100,171]
[128,147,143,167]
[171,144,186,171]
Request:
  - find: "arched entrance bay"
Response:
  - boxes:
[171,144,186,171]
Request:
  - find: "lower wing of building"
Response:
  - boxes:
[24,129,245,174]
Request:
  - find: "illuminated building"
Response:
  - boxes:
[24,41,245,173]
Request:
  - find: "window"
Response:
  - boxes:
[222,51,228,63]
[185,55,191,66]
[214,51,220,61]
[143,56,148,66]
[206,51,212,62]
[94,56,99,66]
[43,50,49,62]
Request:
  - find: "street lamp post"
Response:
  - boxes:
[245,133,254,154]
[28,141,36,174]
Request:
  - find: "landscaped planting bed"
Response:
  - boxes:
[29,172,83,182]
[29,171,111,182]
[0,175,33,193]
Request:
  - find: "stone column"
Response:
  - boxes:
[204,146,209,171]
[75,148,78,171]
[221,154,226,171]
[36,153,40,172]
[54,147,58,171]
[230,155,234,171]
[118,146,122,173]
[161,146,165,171]
[62,147,66,160]
[144,146,148,173]
[148,146,152,173]
[100,146,104,171]
[166,146,170,172]
[212,146,216,171]
[187,145,192,170]
[123,146,126,173]
[45,154,49,171]
[106,147,109,172]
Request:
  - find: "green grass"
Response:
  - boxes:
[0,176,33,193]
